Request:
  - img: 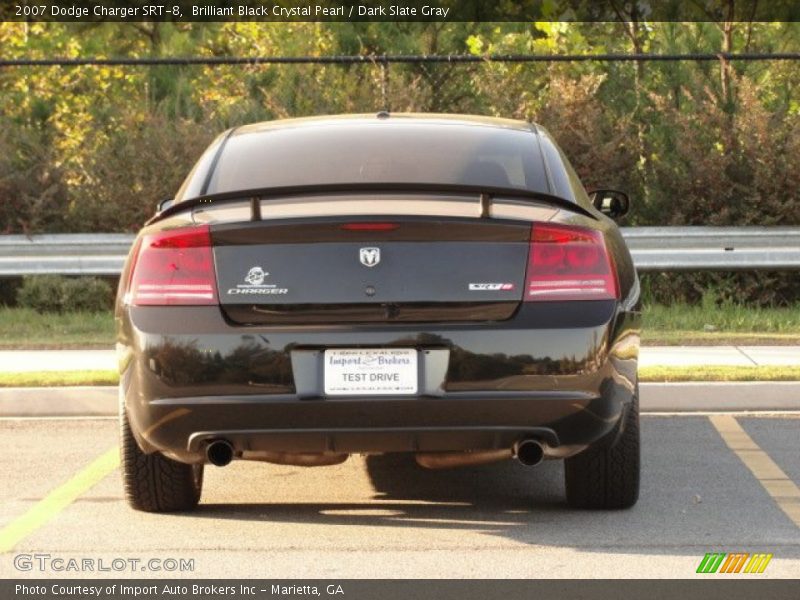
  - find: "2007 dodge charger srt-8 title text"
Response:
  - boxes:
[116,114,641,512]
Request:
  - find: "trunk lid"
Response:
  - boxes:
[212,218,531,324]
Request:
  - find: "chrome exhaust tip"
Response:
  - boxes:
[205,439,234,467]
[514,439,545,467]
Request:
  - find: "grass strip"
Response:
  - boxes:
[642,301,800,345]
[0,370,118,387]
[642,331,800,346]
[0,308,114,349]
[639,365,800,382]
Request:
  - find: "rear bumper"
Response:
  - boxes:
[136,389,629,463]
[117,302,640,463]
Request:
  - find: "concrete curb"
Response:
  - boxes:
[1,382,799,417]
[0,386,117,416]
[639,381,800,412]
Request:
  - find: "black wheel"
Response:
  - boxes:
[120,408,203,512]
[564,386,640,509]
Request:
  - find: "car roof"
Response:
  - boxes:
[230,113,538,137]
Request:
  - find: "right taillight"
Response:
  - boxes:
[524,223,618,302]
[126,224,218,306]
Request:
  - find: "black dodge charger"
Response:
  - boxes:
[116,113,641,512]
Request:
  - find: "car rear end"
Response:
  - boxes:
[117,115,641,512]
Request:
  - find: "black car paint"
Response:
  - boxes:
[117,114,641,466]
[119,299,638,462]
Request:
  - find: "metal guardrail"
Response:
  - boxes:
[0,228,799,276]
[0,233,134,276]
[622,227,800,271]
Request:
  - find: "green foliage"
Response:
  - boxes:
[58,277,114,312]
[68,112,215,232]
[0,126,70,235]
[641,270,799,307]
[17,275,113,313]
[16,275,64,313]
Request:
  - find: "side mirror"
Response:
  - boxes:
[589,189,630,219]
[157,197,174,213]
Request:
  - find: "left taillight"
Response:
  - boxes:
[126,224,218,306]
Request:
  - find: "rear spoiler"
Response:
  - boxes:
[148,182,597,225]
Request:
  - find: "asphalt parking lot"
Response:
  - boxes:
[1,413,798,579]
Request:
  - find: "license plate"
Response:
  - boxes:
[324,348,418,396]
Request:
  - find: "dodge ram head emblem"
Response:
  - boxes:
[359,247,380,267]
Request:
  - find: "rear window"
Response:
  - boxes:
[204,122,551,196]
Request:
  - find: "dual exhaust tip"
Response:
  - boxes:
[514,438,545,467]
[206,439,234,467]
[205,437,545,469]
[415,438,546,469]
[205,440,349,467]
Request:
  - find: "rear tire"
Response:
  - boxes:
[120,409,203,512]
[564,386,640,509]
